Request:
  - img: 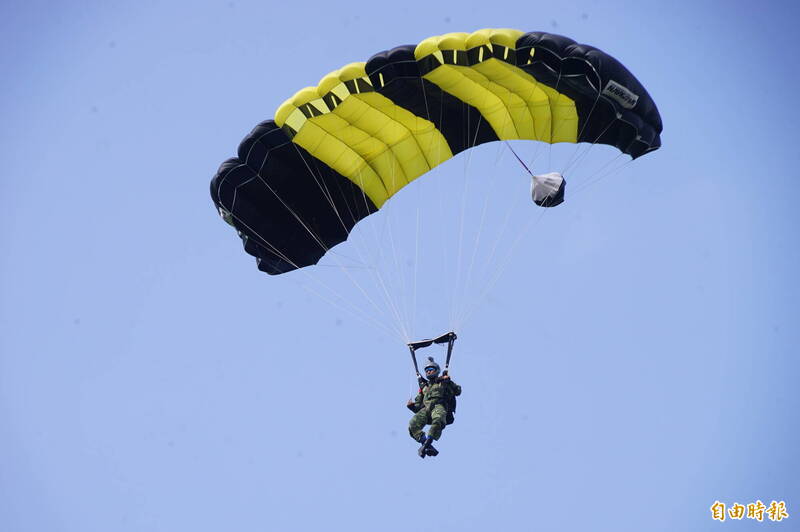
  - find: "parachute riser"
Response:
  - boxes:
[408,344,424,386]
[443,334,455,376]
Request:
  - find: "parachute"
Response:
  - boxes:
[211,28,662,276]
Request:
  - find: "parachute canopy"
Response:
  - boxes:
[211,28,662,275]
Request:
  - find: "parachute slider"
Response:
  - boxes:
[531,172,566,207]
[407,331,457,351]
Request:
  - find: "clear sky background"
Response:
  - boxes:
[1,1,798,531]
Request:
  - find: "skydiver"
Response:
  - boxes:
[406,357,461,458]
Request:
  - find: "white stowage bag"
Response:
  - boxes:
[531,172,566,207]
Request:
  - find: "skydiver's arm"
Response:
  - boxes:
[406,390,424,412]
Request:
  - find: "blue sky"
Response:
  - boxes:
[1,1,798,531]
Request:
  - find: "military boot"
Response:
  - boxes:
[418,435,436,458]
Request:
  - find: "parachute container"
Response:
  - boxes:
[531,172,565,207]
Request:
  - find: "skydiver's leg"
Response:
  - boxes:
[408,408,430,442]
[428,404,448,441]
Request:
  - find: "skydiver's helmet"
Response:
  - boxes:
[424,357,440,380]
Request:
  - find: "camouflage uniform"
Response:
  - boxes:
[408,378,461,441]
